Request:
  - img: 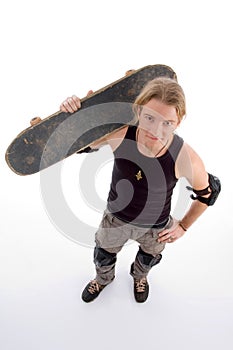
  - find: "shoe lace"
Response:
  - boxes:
[135,278,147,293]
[88,280,100,294]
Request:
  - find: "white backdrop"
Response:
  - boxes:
[1,1,233,349]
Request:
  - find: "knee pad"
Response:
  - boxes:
[137,247,162,268]
[94,246,117,267]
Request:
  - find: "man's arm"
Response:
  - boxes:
[175,143,211,229]
[158,143,220,243]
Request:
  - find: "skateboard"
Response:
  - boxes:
[5,64,177,176]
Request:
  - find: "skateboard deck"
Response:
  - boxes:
[5,64,177,175]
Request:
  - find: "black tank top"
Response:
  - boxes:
[107,125,184,226]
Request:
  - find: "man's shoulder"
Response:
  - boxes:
[106,125,129,151]
[180,142,201,162]
[90,125,128,150]
[107,125,129,140]
[175,141,207,180]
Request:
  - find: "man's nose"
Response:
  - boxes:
[151,120,163,136]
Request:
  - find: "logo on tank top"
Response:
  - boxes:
[135,170,143,181]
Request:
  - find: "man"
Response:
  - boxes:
[60,77,220,303]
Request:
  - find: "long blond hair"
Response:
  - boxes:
[134,77,186,122]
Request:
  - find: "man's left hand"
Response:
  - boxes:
[157,219,186,243]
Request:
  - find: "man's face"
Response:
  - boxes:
[138,98,180,142]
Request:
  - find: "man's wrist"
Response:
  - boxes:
[178,221,188,232]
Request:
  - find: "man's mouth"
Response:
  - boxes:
[146,132,160,141]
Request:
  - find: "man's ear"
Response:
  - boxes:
[132,104,141,121]
[136,105,142,119]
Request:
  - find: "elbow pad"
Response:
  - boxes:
[186,173,221,206]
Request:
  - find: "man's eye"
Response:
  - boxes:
[163,121,172,126]
[145,115,154,121]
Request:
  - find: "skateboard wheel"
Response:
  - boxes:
[125,69,136,76]
[30,117,42,126]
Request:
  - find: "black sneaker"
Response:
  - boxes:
[81,279,106,303]
[130,264,149,303]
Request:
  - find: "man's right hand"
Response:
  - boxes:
[60,90,94,113]
[60,95,81,113]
